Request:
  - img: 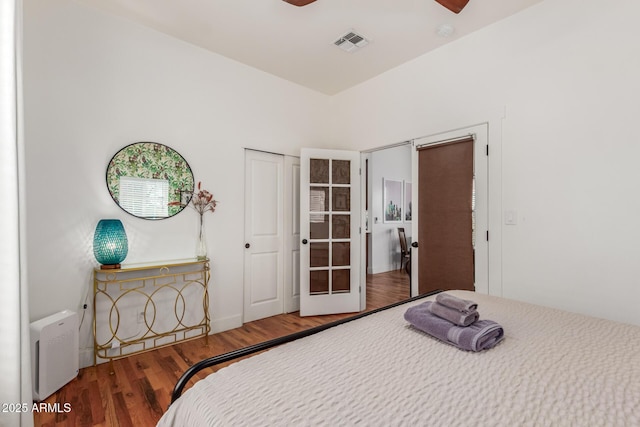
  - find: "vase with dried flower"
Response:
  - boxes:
[195,213,207,260]
[170,182,218,260]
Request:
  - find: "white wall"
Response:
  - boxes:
[331,0,640,325]
[23,0,331,366]
[368,144,412,274]
[23,0,640,373]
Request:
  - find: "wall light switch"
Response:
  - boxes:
[505,210,518,225]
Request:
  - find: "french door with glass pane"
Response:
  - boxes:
[300,149,361,316]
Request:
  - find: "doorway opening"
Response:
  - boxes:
[362,142,412,307]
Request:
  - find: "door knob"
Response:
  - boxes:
[245,243,250,248]
[302,239,308,244]
[411,241,418,248]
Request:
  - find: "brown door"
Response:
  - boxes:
[417,137,474,295]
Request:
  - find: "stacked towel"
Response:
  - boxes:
[436,293,478,313]
[428,293,479,326]
[404,295,504,352]
[429,301,479,326]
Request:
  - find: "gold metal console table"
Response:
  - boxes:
[93,258,210,366]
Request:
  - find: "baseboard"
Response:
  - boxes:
[370,264,398,275]
[210,314,243,334]
[79,348,95,369]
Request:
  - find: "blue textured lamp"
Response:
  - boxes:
[93,219,128,269]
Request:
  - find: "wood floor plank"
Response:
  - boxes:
[99,385,117,427]
[87,380,105,425]
[111,393,134,427]
[32,271,408,426]
[134,377,164,420]
[121,352,145,381]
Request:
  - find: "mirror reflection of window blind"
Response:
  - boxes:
[310,189,325,222]
[119,176,169,218]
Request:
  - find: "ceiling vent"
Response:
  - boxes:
[333,30,369,53]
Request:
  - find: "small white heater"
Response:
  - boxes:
[30,310,79,401]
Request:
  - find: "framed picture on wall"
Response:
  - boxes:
[404,181,412,222]
[383,178,403,223]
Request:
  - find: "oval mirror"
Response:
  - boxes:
[106,142,194,219]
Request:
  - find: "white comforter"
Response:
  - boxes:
[158,291,640,426]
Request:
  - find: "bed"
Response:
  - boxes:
[158,290,640,426]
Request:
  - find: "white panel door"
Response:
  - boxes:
[300,148,361,316]
[284,156,301,313]
[244,150,284,322]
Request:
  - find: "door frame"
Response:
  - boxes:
[359,153,368,310]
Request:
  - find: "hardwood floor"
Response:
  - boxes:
[34,270,409,426]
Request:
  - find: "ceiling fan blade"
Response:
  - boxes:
[434,0,470,14]
[283,0,317,6]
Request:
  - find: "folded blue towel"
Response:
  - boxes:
[404,302,504,352]
[429,301,479,326]
[436,293,478,314]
